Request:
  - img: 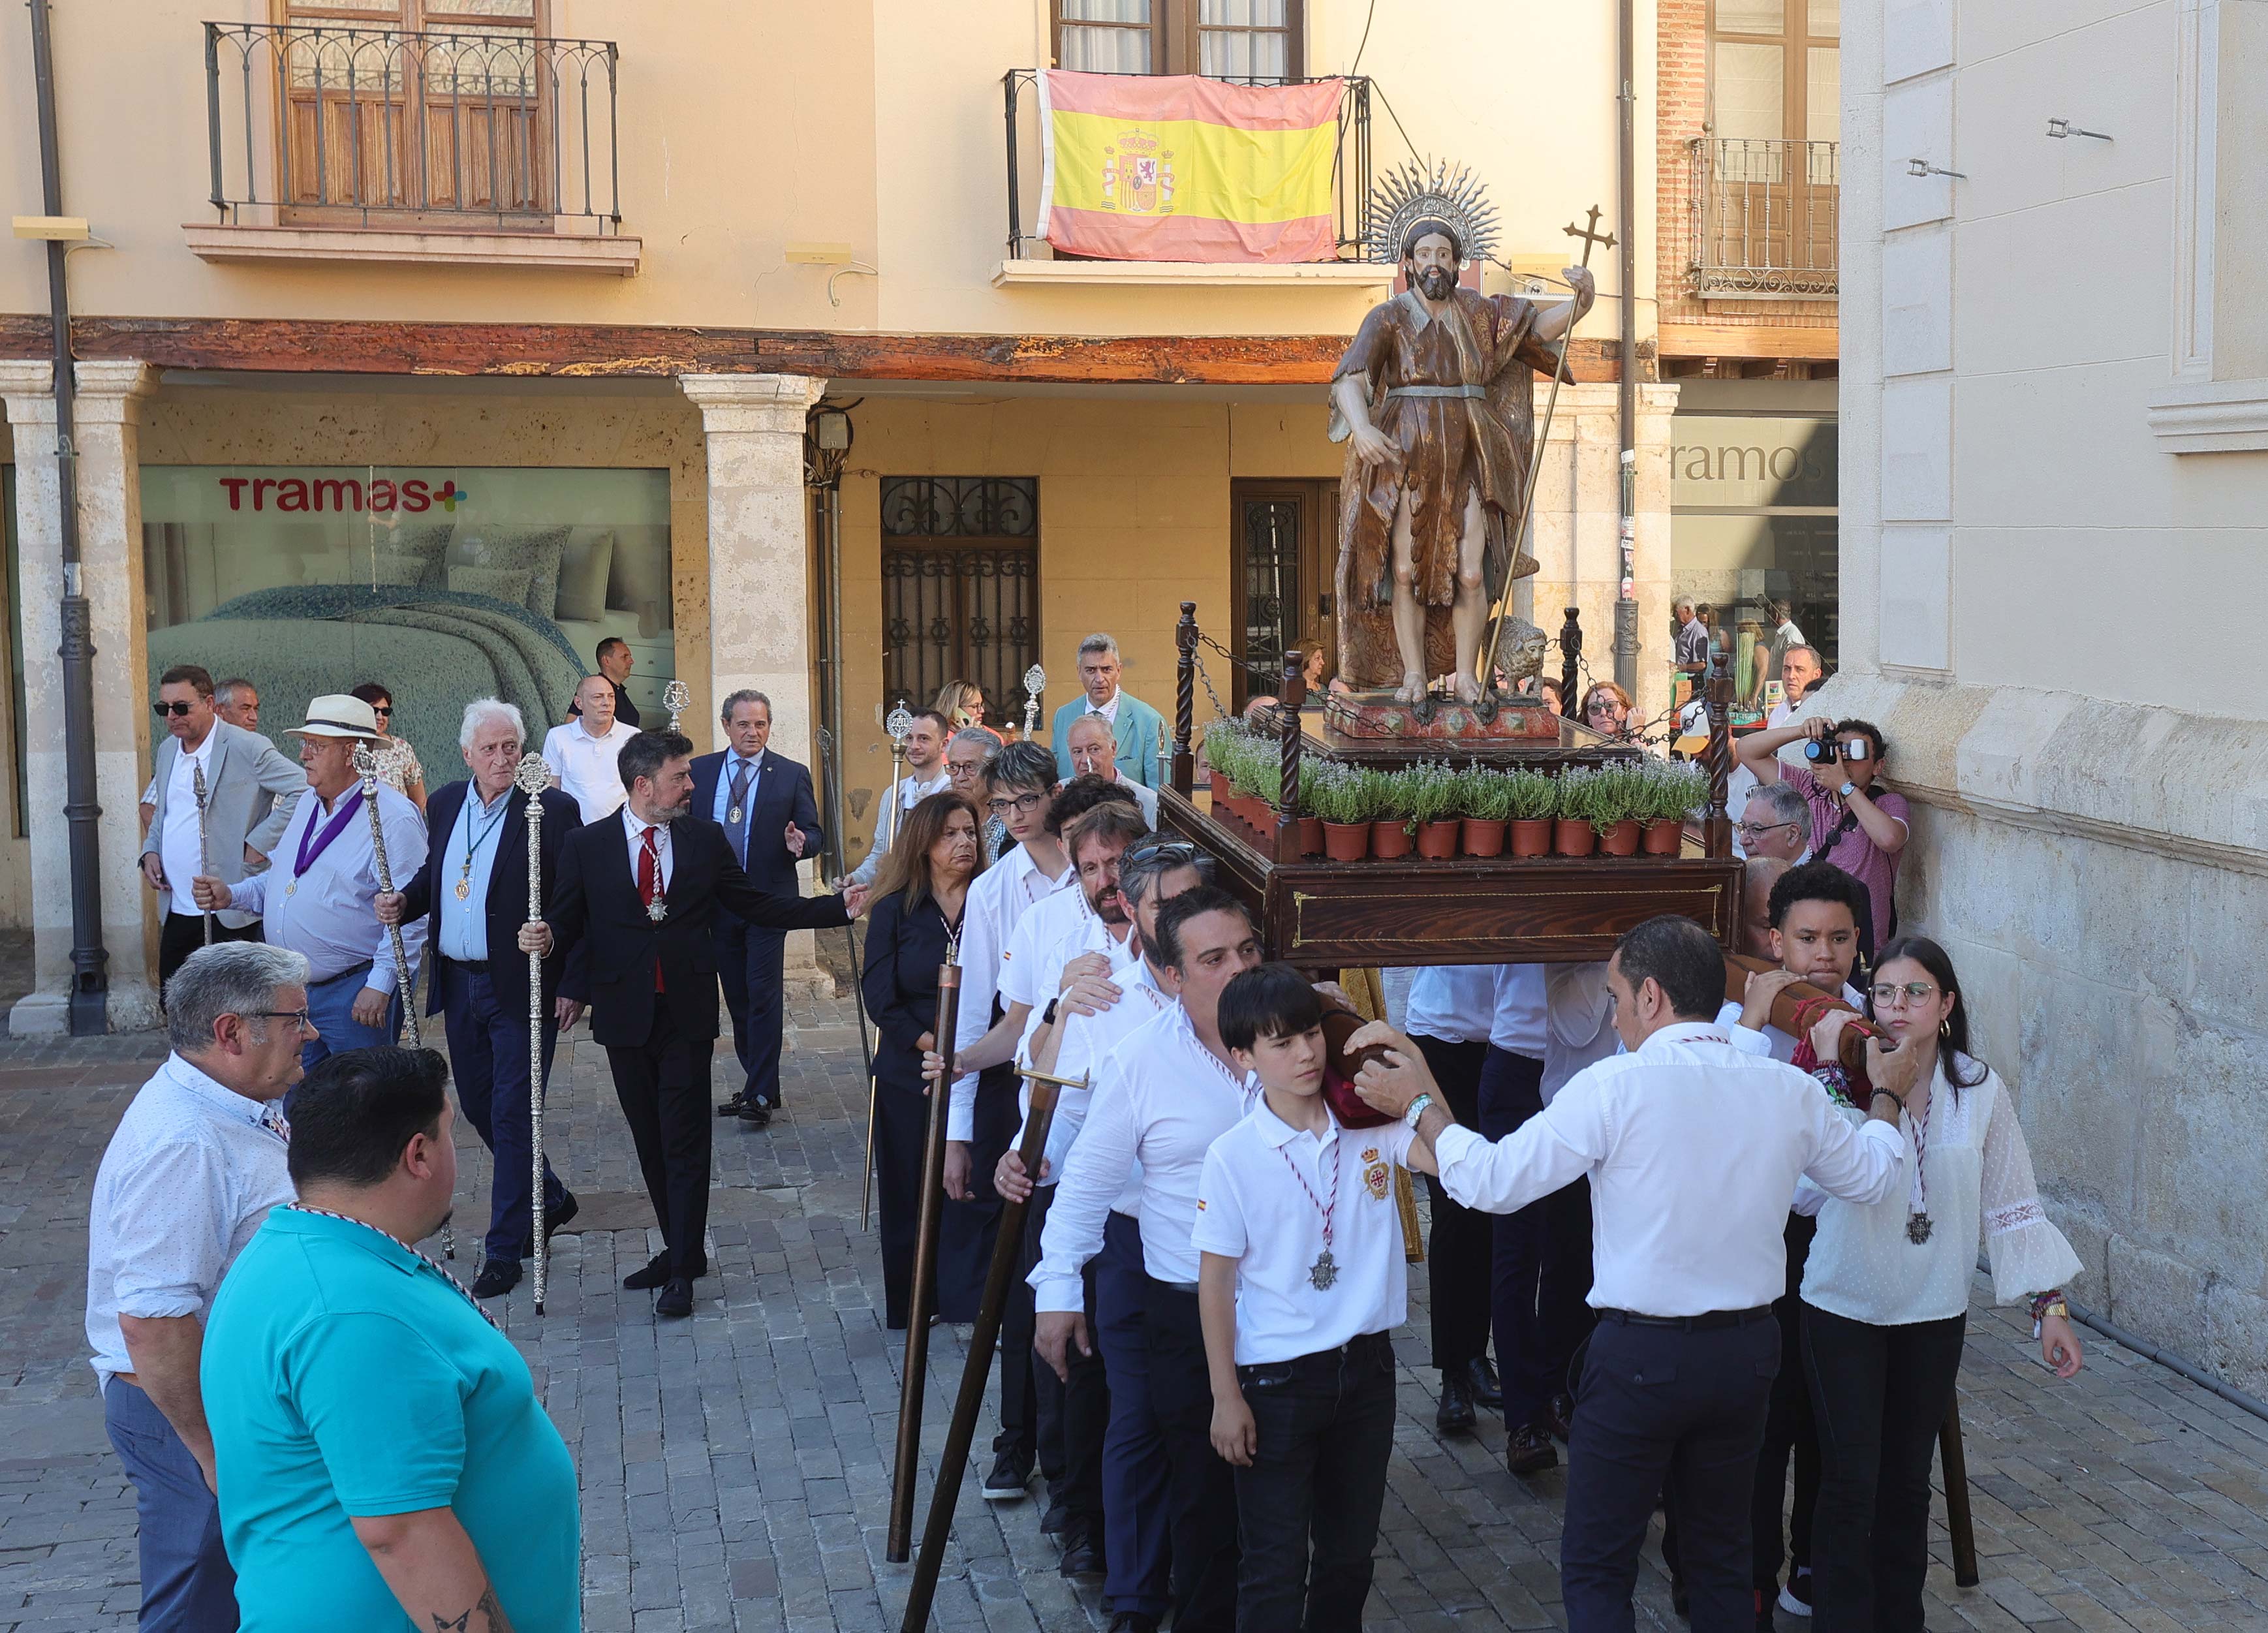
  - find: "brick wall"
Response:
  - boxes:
[1656,0,1709,330]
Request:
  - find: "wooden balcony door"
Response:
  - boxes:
[278,0,548,225]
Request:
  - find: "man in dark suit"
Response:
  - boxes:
[523,729,869,1318]
[689,689,824,1128]
[378,698,586,1299]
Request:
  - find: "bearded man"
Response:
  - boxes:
[1331,218,1594,704]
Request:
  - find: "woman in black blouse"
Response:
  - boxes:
[860,790,986,1330]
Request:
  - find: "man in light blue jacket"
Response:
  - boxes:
[1049,632,1167,790]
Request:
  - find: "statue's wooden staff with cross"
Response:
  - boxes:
[1475,204,1617,709]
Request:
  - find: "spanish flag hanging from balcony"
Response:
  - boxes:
[1036,72,1345,262]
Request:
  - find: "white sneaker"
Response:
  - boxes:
[1778,1574,1814,1618]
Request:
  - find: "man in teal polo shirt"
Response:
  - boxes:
[202,1048,579,1632]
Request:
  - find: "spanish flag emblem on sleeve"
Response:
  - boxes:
[1036,71,1346,264]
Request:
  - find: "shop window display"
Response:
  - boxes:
[142,466,673,774]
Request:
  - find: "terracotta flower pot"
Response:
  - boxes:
[1298,816,1325,856]
[1322,820,1370,862]
[1371,820,1414,859]
[1416,819,1461,859]
[1460,816,1508,858]
[1599,818,1643,856]
[1641,816,1684,855]
[1553,817,1598,856]
[1510,817,1554,858]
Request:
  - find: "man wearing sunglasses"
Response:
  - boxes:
[1736,715,1908,961]
[141,665,308,991]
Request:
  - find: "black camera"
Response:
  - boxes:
[1804,724,1871,765]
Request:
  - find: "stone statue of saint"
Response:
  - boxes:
[1329,220,1594,704]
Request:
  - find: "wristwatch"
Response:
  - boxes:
[1839,781,1858,800]
[1403,1092,1435,1130]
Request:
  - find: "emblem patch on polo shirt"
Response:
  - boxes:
[1363,1150,1389,1200]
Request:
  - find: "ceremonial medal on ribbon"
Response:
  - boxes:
[647,897,668,923]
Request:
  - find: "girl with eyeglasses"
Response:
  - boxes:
[349,682,426,813]
[1795,935,2083,1633]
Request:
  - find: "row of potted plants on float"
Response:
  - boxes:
[1204,723,1710,862]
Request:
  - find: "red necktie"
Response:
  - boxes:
[639,826,666,993]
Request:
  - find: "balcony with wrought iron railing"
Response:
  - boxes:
[191,20,634,273]
[995,69,1386,288]
[1689,136,1838,300]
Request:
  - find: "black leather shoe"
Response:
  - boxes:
[1106,1616,1160,1633]
[1038,1493,1068,1535]
[544,1193,579,1241]
[1544,1390,1577,1442]
[736,1099,773,1127]
[469,1259,521,1299]
[1436,1370,1476,1435]
[1506,1422,1559,1476]
[1057,1529,1105,1579]
[655,1277,694,1318]
[716,1095,745,1118]
[622,1252,672,1291]
[1466,1354,1502,1410]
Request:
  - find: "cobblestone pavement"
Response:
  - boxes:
[5,992,2268,1633]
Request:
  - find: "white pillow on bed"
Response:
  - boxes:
[555,531,615,623]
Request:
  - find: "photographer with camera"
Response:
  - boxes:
[1736,716,1908,961]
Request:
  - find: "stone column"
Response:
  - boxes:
[678,372,831,999]
[1,360,161,1034]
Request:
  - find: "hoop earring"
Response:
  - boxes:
[1939,1019,1951,1040]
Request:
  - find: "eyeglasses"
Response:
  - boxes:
[987,790,1046,818]
[1585,700,1623,718]
[256,1008,317,1034]
[1867,982,1940,1007]
[153,700,199,717]
[1734,820,1797,841]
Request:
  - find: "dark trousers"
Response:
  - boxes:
[604,1006,717,1281]
[440,960,570,1263]
[157,911,260,996]
[1802,1303,1966,1633]
[1752,1214,1821,1593]
[873,1072,927,1330]
[1232,1330,1397,1633]
[1097,1212,1172,1618]
[1015,1187,1106,1525]
[1412,1034,1492,1375]
[717,916,786,1108]
[1542,1175,1597,1397]
[103,1376,236,1633]
[937,1065,1019,1324]
[1144,1275,1240,1633]
[1478,1045,1551,1429]
[1562,1312,1779,1633]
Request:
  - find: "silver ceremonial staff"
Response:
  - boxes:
[514,753,557,1313]
[352,742,448,1259]
[663,679,691,734]
[192,763,213,946]
[1021,662,1046,741]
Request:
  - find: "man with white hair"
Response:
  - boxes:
[1064,711,1160,827]
[1737,782,1813,865]
[377,698,588,1299]
[1050,633,1167,790]
[193,694,427,1076]
[86,941,309,1632]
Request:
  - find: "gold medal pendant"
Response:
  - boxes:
[285,881,296,897]
[454,877,471,901]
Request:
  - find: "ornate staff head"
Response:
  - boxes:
[885,702,914,754]
[512,753,553,801]
[662,679,691,733]
[1021,663,1046,737]
[350,739,384,789]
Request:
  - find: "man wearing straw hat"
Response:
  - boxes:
[193,694,427,1078]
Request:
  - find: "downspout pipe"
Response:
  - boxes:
[29,0,108,1034]
[1612,0,1641,696]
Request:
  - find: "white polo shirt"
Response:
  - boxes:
[540,718,636,823]
[1193,1102,1418,1364]
[1017,954,1170,1204]
[948,844,1075,1140]
[159,732,220,917]
[1406,965,1497,1044]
